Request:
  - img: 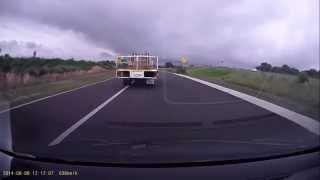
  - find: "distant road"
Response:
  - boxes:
[1,72,318,162]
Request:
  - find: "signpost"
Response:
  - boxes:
[180,56,188,66]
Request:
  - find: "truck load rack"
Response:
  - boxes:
[116,54,159,86]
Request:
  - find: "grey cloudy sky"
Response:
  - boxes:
[0,0,319,69]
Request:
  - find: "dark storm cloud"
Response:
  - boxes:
[0,0,318,69]
[0,40,41,51]
[0,40,45,57]
[25,42,38,49]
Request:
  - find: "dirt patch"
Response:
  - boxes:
[87,66,106,73]
[0,66,108,89]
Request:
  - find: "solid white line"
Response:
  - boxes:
[174,73,320,136]
[48,85,129,147]
[0,78,114,115]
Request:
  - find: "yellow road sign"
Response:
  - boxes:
[180,56,188,64]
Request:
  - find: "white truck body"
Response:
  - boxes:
[116,55,159,85]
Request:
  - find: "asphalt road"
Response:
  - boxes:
[1,72,318,163]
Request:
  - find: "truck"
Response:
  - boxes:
[116,53,159,86]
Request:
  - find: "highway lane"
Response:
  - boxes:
[1,72,318,163]
[0,78,124,154]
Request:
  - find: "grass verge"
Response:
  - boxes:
[0,70,115,111]
[188,67,319,120]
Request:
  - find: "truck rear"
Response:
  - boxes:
[116,54,158,86]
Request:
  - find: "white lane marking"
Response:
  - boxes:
[0,78,114,115]
[174,73,320,136]
[48,85,129,147]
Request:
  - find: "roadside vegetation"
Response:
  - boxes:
[0,54,115,111]
[256,62,319,79]
[0,54,115,76]
[187,66,319,120]
[161,62,188,74]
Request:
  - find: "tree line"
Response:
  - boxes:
[0,54,115,77]
[256,62,319,79]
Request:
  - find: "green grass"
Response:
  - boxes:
[0,70,115,111]
[188,67,320,120]
[189,68,231,77]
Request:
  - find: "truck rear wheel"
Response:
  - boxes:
[122,79,130,86]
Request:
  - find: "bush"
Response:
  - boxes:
[165,62,174,68]
[257,62,301,75]
[297,72,309,84]
[176,67,187,74]
[256,62,272,72]
[303,69,320,79]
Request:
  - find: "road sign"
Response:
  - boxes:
[180,56,188,64]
